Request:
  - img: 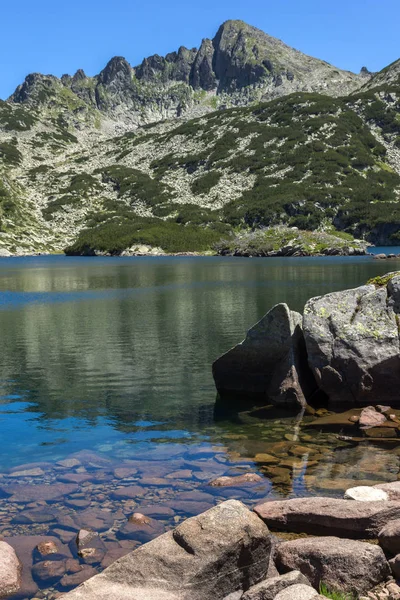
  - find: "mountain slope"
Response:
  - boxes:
[1,20,400,254]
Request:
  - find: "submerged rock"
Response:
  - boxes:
[213,303,316,410]
[61,500,271,600]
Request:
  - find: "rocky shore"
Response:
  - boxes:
[4,492,400,600]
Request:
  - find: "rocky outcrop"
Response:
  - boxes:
[213,273,400,411]
[275,537,390,595]
[62,500,272,600]
[213,303,316,410]
[254,497,400,538]
[303,275,400,406]
[9,20,363,125]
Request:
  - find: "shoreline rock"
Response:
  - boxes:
[213,271,400,410]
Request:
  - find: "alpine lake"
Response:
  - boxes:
[1,251,400,599]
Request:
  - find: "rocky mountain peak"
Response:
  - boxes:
[7,20,365,122]
[98,56,132,85]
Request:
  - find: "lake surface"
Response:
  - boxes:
[1,254,400,598]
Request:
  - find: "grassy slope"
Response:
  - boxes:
[2,83,400,254]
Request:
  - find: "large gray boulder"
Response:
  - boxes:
[0,541,21,598]
[303,276,400,405]
[62,500,271,600]
[275,537,390,595]
[254,497,400,538]
[213,303,316,409]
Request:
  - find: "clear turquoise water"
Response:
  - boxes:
[0,254,399,469]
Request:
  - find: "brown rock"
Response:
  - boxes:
[75,509,115,532]
[254,497,400,538]
[113,467,138,479]
[276,537,390,595]
[112,486,148,500]
[117,514,164,543]
[32,560,66,584]
[5,535,71,599]
[57,458,81,469]
[378,519,400,554]
[389,554,400,578]
[208,473,263,487]
[36,540,60,558]
[7,467,45,478]
[254,454,279,465]
[1,483,78,503]
[0,541,21,597]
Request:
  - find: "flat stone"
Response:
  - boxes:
[137,505,175,519]
[1,483,78,503]
[113,467,138,479]
[0,541,21,598]
[65,499,91,510]
[58,473,96,484]
[276,536,390,595]
[61,500,271,600]
[12,508,57,525]
[242,570,311,600]
[165,470,193,479]
[208,473,263,487]
[112,486,148,500]
[117,513,164,543]
[274,585,322,600]
[7,467,45,478]
[253,454,280,465]
[75,509,116,532]
[255,497,400,538]
[57,458,81,469]
[32,559,67,584]
[344,486,389,502]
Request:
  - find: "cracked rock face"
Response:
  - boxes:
[303,276,400,406]
[213,303,317,409]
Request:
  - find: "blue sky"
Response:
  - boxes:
[1,0,399,100]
